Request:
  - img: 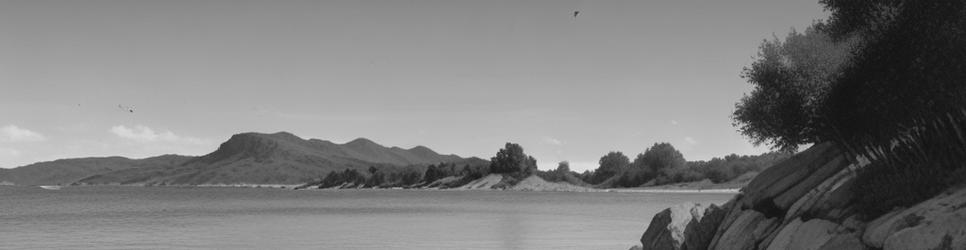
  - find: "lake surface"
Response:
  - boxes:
[0,186,733,250]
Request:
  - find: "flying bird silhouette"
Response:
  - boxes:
[118,104,134,113]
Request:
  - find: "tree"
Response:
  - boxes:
[813,0,966,218]
[639,143,686,173]
[732,24,856,152]
[424,164,440,183]
[489,143,538,176]
[537,161,574,183]
[819,0,902,40]
[590,151,629,184]
[555,161,570,173]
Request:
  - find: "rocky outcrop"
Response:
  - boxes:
[640,202,730,250]
[863,186,966,250]
[637,141,966,250]
[704,142,857,250]
[712,209,777,250]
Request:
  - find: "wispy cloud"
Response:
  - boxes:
[684,136,698,145]
[0,125,46,142]
[670,120,679,126]
[543,136,563,146]
[109,125,207,145]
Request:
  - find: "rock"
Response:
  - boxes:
[628,245,643,250]
[817,232,864,250]
[754,217,780,240]
[772,154,850,211]
[809,174,858,220]
[862,210,912,248]
[712,209,772,250]
[784,164,858,221]
[741,143,843,216]
[683,203,729,250]
[757,221,785,250]
[641,207,677,250]
[709,196,744,248]
[877,186,966,250]
[765,218,804,250]
[640,202,727,250]
[785,219,839,250]
[839,215,865,232]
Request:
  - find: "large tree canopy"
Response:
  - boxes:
[589,151,629,184]
[489,143,538,176]
[732,24,856,152]
[639,143,686,173]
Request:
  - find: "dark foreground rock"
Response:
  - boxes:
[640,202,730,250]
[637,142,966,249]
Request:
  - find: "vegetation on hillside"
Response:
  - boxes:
[573,142,792,188]
[310,142,544,189]
[310,161,490,189]
[732,0,966,218]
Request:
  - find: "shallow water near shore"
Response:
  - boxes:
[0,186,732,250]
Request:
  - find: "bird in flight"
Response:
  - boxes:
[573,11,580,18]
[118,104,134,113]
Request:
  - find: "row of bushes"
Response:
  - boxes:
[312,162,489,189]
[310,143,536,189]
[310,141,793,190]
[558,143,792,188]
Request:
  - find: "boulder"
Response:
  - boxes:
[709,197,743,248]
[742,143,841,208]
[640,207,677,250]
[764,218,804,250]
[740,143,843,215]
[785,219,839,250]
[862,209,915,248]
[640,202,728,250]
[772,154,850,210]
[818,232,865,250]
[684,202,730,250]
[784,164,858,221]
[808,173,858,220]
[818,232,868,250]
[756,221,785,250]
[711,209,775,250]
[875,186,966,250]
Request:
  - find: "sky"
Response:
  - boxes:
[0,0,827,171]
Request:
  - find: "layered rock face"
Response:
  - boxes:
[639,202,729,250]
[639,142,966,249]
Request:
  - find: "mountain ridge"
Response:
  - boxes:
[0,131,474,186]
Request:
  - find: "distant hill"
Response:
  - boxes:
[0,155,192,186]
[0,132,473,186]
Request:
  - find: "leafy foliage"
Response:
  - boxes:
[489,143,538,176]
[639,143,687,172]
[582,142,792,188]
[732,25,856,152]
[587,152,629,184]
[536,161,571,182]
[736,0,966,218]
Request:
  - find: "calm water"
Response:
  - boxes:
[0,186,732,250]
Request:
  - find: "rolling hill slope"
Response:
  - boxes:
[1,132,472,186]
